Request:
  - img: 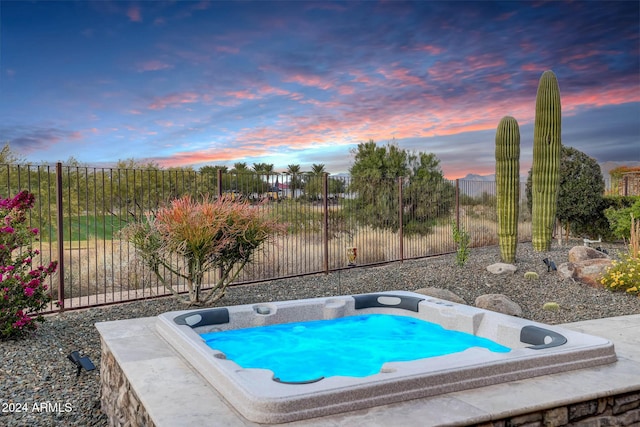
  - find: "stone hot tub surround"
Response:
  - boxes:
[155,291,616,424]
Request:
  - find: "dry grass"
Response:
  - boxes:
[33,209,532,308]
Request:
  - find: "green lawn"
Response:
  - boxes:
[41,215,128,241]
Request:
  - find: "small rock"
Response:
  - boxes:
[475,294,523,317]
[414,287,467,304]
[486,263,517,275]
[557,262,575,280]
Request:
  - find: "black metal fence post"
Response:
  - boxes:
[323,173,329,274]
[398,176,404,263]
[55,162,65,312]
[455,179,460,231]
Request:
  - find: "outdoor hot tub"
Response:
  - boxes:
[155,291,617,424]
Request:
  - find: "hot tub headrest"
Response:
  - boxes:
[520,325,567,349]
[353,293,424,312]
[173,308,230,328]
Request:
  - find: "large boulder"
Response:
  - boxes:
[568,246,609,263]
[414,287,467,305]
[558,259,612,288]
[486,263,517,275]
[559,245,613,287]
[475,294,523,317]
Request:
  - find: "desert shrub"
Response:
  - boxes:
[604,199,640,240]
[525,146,605,239]
[601,254,640,295]
[122,195,284,305]
[601,213,639,294]
[0,191,58,340]
[563,195,638,240]
[452,221,470,267]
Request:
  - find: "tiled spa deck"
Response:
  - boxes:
[96,314,640,426]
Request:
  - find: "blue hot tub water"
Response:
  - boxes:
[200,314,510,383]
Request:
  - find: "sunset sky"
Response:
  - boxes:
[1,1,638,179]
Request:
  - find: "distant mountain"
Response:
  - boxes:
[459,173,495,181]
[456,160,640,195]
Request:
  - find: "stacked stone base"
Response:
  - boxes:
[100,338,155,427]
[476,392,640,427]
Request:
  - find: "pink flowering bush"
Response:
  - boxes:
[0,191,57,340]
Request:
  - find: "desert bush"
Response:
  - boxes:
[122,195,283,305]
[605,199,640,240]
[452,221,470,267]
[601,213,640,294]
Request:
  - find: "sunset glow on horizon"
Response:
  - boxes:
[1,1,638,179]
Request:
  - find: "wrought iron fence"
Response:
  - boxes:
[0,164,532,313]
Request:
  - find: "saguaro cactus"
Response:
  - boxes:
[532,70,562,252]
[495,116,520,263]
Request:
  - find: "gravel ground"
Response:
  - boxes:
[1,241,639,426]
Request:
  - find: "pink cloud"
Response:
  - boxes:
[258,85,291,97]
[466,55,506,71]
[284,74,334,90]
[349,70,379,85]
[564,87,640,112]
[135,60,173,72]
[226,90,261,100]
[154,120,180,128]
[378,66,427,88]
[414,44,443,55]
[147,92,199,110]
[427,60,465,82]
[127,6,142,22]
[152,146,271,168]
[521,63,544,72]
[485,74,511,84]
[337,85,355,95]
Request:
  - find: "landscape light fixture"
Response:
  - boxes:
[67,351,96,376]
[542,258,557,272]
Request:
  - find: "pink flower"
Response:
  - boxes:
[30,228,39,235]
[24,287,34,297]
[1,226,14,234]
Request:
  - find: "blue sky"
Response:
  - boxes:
[1,0,638,178]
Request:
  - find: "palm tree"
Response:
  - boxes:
[230,162,249,174]
[286,164,303,197]
[252,163,274,175]
[310,163,327,176]
[304,164,328,201]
